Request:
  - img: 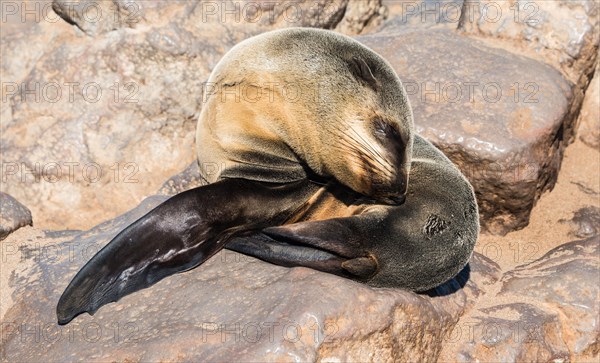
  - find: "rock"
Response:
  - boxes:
[358,29,576,234]
[0,0,383,230]
[0,192,33,240]
[559,206,600,239]
[445,302,572,362]
[0,195,500,362]
[440,236,600,361]
[380,1,596,133]
[0,23,205,230]
[157,161,205,195]
[50,0,385,36]
[381,0,464,32]
[52,0,139,36]
[500,237,600,358]
[457,0,599,87]
[0,1,74,85]
[336,0,387,34]
[381,0,599,87]
[578,64,600,149]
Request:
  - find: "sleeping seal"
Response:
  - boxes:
[57,28,478,325]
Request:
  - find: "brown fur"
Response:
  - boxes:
[197,28,414,202]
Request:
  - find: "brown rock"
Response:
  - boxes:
[336,0,387,34]
[157,161,205,196]
[578,64,600,149]
[0,1,74,85]
[358,29,576,234]
[381,0,464,32]
[444,302,571,362]
[50,0,386,36]
[52,0,139,36]
[0,195,500,362]
[0,0,383,230]
[500,237,600,358]
[382,0,599,87]
[0,192,33,240]
[457,0,599,87]
[440,236,600,361]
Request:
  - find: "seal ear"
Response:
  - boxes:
[349,56,379,91]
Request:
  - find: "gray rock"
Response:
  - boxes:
[440,236,600,361]
[358,29,576,235]
[0,195,499,362]
[0,192,33,240]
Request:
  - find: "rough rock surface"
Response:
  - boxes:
[0,0,383,230]
[337,0,388,34]
[51,0,386,37]
[457,0,599,87]
[439,236,600,362]
[382,0,599,83]
[0,195,500,362]
[358,29,575,234]
[381,0,464,32]
[52,0,140,36]
[578,64,600,149]
[0,193,32,240]
[157,161,205,195]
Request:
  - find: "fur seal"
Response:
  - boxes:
[226,134,479,289]
[56,28,478,325]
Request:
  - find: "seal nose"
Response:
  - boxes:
[378,193,406,206]
[388,194,406,205]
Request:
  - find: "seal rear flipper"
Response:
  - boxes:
[226,234,348,275]
[57,179,317,325]
[226,218,378,279]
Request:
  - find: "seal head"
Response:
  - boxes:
[197,28,414,204]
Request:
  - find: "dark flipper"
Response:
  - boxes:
[226,218,378,280]
[57,179,317,325]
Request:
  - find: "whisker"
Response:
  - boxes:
[328,123,394,176]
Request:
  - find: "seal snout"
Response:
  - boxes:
[369,167,408,206]
[382,193,406,205]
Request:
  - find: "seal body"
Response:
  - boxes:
[57,28,478,325]
[227,135,479,291]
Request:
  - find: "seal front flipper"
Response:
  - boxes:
[57,178,317,325]
[225,218,378,280]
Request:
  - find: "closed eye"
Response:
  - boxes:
[374,119,388,136]
[374,119,400,140]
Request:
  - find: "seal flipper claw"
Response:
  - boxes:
[57,179,317,325]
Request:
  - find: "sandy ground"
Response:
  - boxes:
[476,136,600,271]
